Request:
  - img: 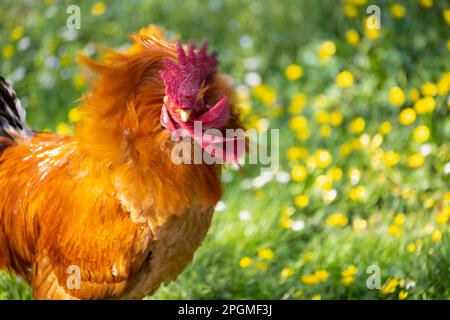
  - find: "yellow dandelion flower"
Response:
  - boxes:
[329,111,343,127]
[344,5,357,18]
[353,218,367,233]
[350,117,365,133]
[379,121,392,135]
[10,26,24,41]
[318,41,336,62]
[435,207,449,224]
[252,84,277,105]
[388,86,405,107]
[398,290,408,300]
[328,166,343,181]
[419,0,433,8]
[407,153,425,169]
[56,122,71,135]
[409,88,420,102]
[73,74,86,89]
[319,125,332,137]
[342,276,355,286]
[421,82,437,96]
[393,213,405,226]
[414,97,436,114]
[286,147,308,161]
[258,248,274,260]
[315,149,332,168]
[281,267,295,279]
[311,295,321,300]
[239,257,253,268]
[315,111,330,124]
[289,115,308,131]
[68,107,83,124]
[382,278,399,294]
[300,274,320,285]
[437,76,449,96]
[382,151,400,167]
[342,265,358,277]
[444,9,450,25]
[345,29,360,46]
[295,194,309,208]
[285,64,303,81]
[2,44,15,59]
[364,17,380,39]
[336,70,354,88]
[326,213,348,227]
[398,108,416,125]
[315,269,329,282]
[390,3,405,18]
[280,217,293,229]
[431,229,442,242]
[388,225,403,237]
[407,243,416,253]
[288,93,308,114]
[349,185,367,202]
[413,125,430,143]
[291,165,307,182]
[91,2,107,16]
[443,192,450,202]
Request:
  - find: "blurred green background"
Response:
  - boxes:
[0,0,449,299]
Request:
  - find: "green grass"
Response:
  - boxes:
[1,0,449,299]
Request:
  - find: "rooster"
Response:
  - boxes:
[0,26,243,299]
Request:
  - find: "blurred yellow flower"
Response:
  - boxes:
[437,75,449,96]
[295,194,309,208]
[252,84,277,105]
[398,108,416,125]
[349,185,367,202]
[311,295,321,300]
[239,257,253,268]
[421,82,437,96]
[379,121,392,135]
[388,87,405,107]
[285,64,303,80]
[255,261,268,271]
[91,2,107,16]
[291,165,307,182]
[353,218,367,233]
[318,41,336,62]
[364,17,380,39]
[419,0,433,8]
[336,70,354,88]
[407,243,416,253]
[10,26,24,41]
[414,97,436,114]
[286,147,308,161]
[350,117,365,133]
[388,225,403,237]
[342,276,355,286]
[390,4,405,19]
[315,149,333,168]
[319,125,332,137]
[281,267,295,279]
[302,252,314,263]
[344,5,357,18]
[68,107,83,124]
[56,122,71,135]
[301,270,329,285]
[398,290,408,300]
[315,269,329,281]
[289,115,307,131]
[258,248,274,260]
[73,74,87,89]
[382,151,400,167]
[326,213,348,227]
[342,265,358,277]
[345,29,360,46]
[407,153,425,169]
[382,278,399,294]
[288,93,308,114]
[412,125,430,143]
[328,167,343,181]
[431,229,442,242]
[444,9,450,25]
[315,111,329,124]
[280,217,293,229]
[393,213,405,226]
[293,289,303,298]
[2,44,15,59]
[329,111,344,127]
[315,175,333,191]
[435,207,449,224]
[409,88,420,102]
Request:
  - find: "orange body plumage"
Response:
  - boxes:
[0,26,241,299]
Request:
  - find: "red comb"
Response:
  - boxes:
[159,41,218,107]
